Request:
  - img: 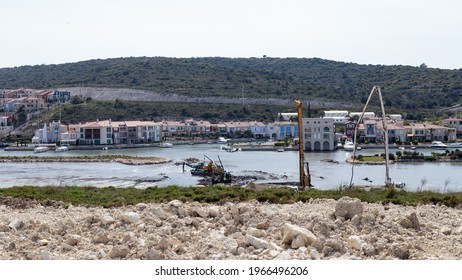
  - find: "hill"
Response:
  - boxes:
[1,57,462,115]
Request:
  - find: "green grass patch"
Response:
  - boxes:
[1,185,462,208]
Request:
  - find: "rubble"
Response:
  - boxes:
[1,198,462,259]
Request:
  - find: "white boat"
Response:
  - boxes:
[34,146,49,153]
[55,146,69,152]
[448,142,462,149]
[160,142,173,148]
[277,148,284,152]
[430,141,448,149]
[217,137,228,144]
[343,141,361,151]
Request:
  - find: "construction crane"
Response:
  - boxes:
[294,99,310,190]
[349,86,392,187]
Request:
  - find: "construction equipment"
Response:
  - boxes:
[350,86,392,187]
[294,99,310,190]
[183,155,232,184]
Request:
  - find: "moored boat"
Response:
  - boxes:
[34,146,49,153]
[160,142,174,148]
[343,140,361,151]
[55,146,69,152]
[430,141,448,149]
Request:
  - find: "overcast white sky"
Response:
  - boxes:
[1,0,461,69]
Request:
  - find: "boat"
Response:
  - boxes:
[277,148,284,152]
[343,140,361,151]
[430,141,448,149]
[448,142,462,149]
[34,146,49,153]
[217,137,228,144]
[160,142,174,148]
[55,146,69,152]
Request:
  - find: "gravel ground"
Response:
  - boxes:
[1,196,462,260]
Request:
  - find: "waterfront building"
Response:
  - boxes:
[222,121,252,138]
[443,118,462,138]
[185,119,212,137]
[31,120,68,144]
[323,110,349,124]
[273,121,298,140]
[161,121,187,138]
[249,121,268,139]
[0,116,13,136]
[302,118,336,151]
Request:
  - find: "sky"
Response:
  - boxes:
[1,0,462,69]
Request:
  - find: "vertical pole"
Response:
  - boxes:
[377,87,391,186]
[295,99,309,190]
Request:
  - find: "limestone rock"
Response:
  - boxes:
[93,230,110,244]
[41,250,53,260]
[136,203,148,211]
[389,243,410,259]
[247,227,263,238]
[334,197,363,219]
[346,236,365,251]
[83,252,98,260]
[222,238,238,254]
[441,226,452,235]
[195,208,209,218]
[109,246,130,259]
[245,234,268,249]
[168,200,183,208]
[208,206,220,217]
[38,239,49,246]
[122,212,141,224]
[0,224,10,232]
[281,223,317,246]
[310,249,321,260]
[291,234,306,249]
[399,212,420,230]
[65,234,81,246]
[100,215,115,226]
[8,219,23,230]
[150,207,168,220]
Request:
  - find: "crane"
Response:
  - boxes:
[294,99,310,190]
[349,86,392,187]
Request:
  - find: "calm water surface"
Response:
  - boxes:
[1,144,461,192]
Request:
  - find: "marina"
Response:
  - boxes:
[1,143,462,192]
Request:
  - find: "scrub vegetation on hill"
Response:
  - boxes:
[1,57,462,117]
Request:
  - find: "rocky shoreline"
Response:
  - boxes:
[1,196,461,260]
[0,156,171,165]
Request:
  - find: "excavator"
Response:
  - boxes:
[182,155,232,184]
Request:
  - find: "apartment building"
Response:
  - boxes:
[302,118,336,151]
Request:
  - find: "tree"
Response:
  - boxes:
[71,95,84,104]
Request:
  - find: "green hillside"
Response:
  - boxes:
[1,56,462,112]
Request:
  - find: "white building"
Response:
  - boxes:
[349,112,375,119]
[278,113,298,121]
[302,118,336,151]
[0,116,13,136]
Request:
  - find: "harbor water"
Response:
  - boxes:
[1,144,461,192]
